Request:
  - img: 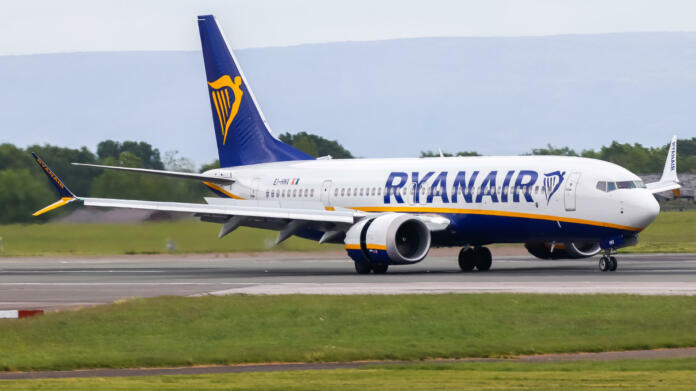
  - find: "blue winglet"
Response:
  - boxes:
[31,153,76,199]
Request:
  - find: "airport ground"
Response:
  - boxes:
[0,211,694,388]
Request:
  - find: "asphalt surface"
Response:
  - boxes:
[1,252,696,310]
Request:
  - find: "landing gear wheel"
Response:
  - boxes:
[372,263,389,274]
[474,247,492,271]
[609,256,618,272]
[598,256,610,272]
[458,248,476,271]
[355,261,372,275]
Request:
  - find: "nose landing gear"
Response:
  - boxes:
[598,251,618,272]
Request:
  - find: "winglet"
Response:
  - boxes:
[646,136,681,195]
[31,153,77,216]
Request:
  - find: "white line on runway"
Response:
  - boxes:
[197,282,696,296]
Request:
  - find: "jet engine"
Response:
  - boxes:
[345,214,431,265]
[524,241,601,260]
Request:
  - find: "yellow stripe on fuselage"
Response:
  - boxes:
[350,206,642,232]
[203,181,245,200]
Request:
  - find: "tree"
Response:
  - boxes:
[97,140,164,169]
[0,169,54,223]
[199,160,220,173]
[90,152,205,202]
[278,132,353,158]
[163,150,195,173]
[26,144,98,196]
[530,145,578,156]
[420,150,480,157]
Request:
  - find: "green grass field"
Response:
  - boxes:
[622,210,696,253]
[0,221,339,256]
[2,294,696,372]
[4,360,696,390]
[0,210,693,256]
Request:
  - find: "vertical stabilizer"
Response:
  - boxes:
[197,15,313,167]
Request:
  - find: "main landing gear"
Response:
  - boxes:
[355,261,389,274]
[598,251,618,272]
[458,246,492,272]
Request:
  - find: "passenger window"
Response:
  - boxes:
[359,188,364,196]
[334,189,338,196]
[311,189,314,197]
[341,188,345,196]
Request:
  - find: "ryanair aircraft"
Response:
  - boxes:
[33,15,681,274]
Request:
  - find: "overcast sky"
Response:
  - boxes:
[3,0,696,55]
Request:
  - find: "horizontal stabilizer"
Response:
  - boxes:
[72,163,235,184]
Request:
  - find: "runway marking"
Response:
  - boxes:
[199,282,696,296]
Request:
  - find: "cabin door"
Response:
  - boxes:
[321,180,333,207]
[564,172,581,211]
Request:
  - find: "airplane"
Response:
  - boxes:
[31,14,681,274]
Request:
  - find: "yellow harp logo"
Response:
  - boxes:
[208,75,244,145]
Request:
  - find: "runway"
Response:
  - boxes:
[1,252,696,310]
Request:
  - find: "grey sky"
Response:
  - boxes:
[3,0,696,55]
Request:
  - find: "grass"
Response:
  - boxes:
[0,210,694,256]
[2,294,696,372]
[0,221,339,256]
[623,210,696,253]
[4,359,696,390]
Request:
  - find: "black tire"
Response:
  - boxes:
[372,263,389,274]
[598,256,609,272]
[355,261,372,274]
[609,256,617,272]
[458,248,476,271]
[474,247,492,271]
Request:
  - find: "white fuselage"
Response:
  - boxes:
[204,155,660,246]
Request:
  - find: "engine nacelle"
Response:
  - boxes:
[345,214,431,265]
[525,241,601,260]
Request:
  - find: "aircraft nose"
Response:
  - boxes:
[632,191,660,229]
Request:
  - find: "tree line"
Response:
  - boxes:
[423,137,696,174]
[1,135,694,224]
[0,132,352,223]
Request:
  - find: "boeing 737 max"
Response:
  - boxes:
[32,15,681,273]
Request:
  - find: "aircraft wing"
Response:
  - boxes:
[72,163,235,185]
[646,136,681,195]
[33,153,451,244]
[82,197,357,224]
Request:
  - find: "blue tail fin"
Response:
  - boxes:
[197,15,313,167]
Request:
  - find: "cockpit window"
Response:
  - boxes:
[596,180,645,192]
